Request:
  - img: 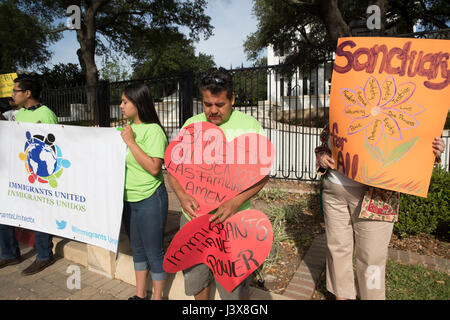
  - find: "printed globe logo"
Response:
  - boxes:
[19,131,71,188]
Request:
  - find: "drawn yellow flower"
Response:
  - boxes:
[341,76,423,148]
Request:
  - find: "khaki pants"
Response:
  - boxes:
[322,178,394,300]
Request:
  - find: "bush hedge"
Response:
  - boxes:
[395,166,449,240]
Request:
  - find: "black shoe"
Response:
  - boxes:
[0,256,22,269]
[21,256,56,276]
[128,295,149,300]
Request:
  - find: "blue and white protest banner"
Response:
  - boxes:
[0,121,126,253]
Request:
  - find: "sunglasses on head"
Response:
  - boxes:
[201,76,227,86]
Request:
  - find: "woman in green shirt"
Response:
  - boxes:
[120,83,169,300]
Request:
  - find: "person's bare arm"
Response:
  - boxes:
[167,172,199,219]
[209,175,270,224]
[121,124,163,176]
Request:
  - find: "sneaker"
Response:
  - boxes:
[0,257,22,269]
[21,256,56,276]
[128,295,149,300]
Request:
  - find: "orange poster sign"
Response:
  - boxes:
[330,37,450,197]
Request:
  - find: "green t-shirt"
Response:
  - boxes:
[183,110,266,141]
[15,105,58,124]
[124,122,168,202]
[181,110,266,220]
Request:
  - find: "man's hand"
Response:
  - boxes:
[179,192,200,220]
[209,176,269,224]
[209,197,241,224]
[167,172,200,219]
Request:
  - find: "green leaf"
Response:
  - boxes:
[364,139,385,163]
[383,137,419,168]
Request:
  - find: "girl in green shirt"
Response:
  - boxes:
[120,83,168,300]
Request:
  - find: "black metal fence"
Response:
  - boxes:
[40,30,450,180]
[108,72,194,140]
[41,81,111,127]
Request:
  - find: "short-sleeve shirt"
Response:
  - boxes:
[183,110,266,141]
[181,109,266,220]
[2,109,18,121]
[15,105,58,124]
[124,122,168,202]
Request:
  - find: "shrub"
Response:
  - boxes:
[395,166,450,239]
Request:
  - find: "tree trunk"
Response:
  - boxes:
[316,0,351,42]
[283,0,351,43]
[76,6,100,125]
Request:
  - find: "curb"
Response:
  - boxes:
[387,248,449,274]
[282,233,326,300]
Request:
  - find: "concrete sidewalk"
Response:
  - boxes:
[0,177,292,300]
[0,244,136,300]
[0,241,290,300]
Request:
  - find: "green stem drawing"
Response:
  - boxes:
[362,136,419,183]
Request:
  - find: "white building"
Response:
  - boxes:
[267,44,332,111]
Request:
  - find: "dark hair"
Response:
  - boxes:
[14,77,42,100]
[122,83,166,135]
[200,67,233,99]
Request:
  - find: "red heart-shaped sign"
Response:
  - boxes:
[163,209,273,293]
[164,121,274,216]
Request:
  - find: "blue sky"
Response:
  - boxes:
[47,0,261,73]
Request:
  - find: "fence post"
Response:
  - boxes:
[97,80,111,127]
[179,71,194,127]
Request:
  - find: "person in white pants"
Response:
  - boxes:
[315,123,446,300]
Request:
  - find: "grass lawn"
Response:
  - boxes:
[385,259,449,300]
[315,259,449,300]
[253,186,449,299]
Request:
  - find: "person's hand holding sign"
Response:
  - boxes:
[209,176,269,224]
[316,137,445,172]
[121,123,164,177]
[432,137,445,159]
[209,197,241,224]
[120,123,135,146]
[167,173,200,220]
[179,191,200,219]
[317,152,336,172]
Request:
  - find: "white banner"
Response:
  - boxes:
[0,121,126,253]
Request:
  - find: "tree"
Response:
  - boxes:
[280,0,351,43]
[23,0,213,87]
[132,34,215,79]
[245,0,450,71]
[282,0,449,39]
[40,63,84,87]
[386,0,450,32]
[0,0,61,73]
[14,0,213,123]
[100,59,130,82]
